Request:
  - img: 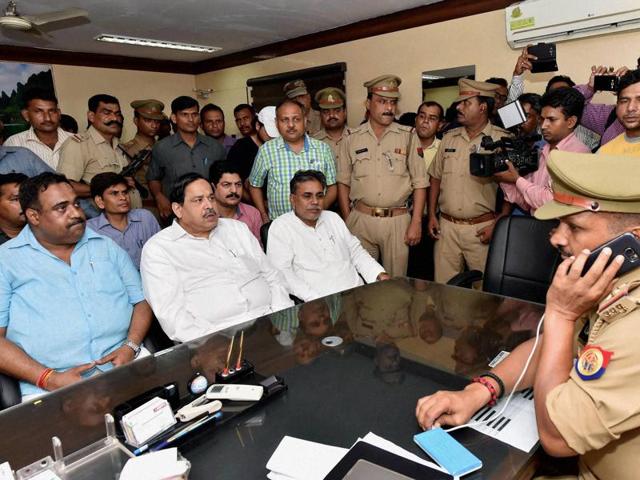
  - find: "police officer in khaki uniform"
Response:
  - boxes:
[337,75,428,277]
[427,79,512,284]
[58,94,142,211]
[283,79,321,134]
[312,87,350,158]
[417,150,640,480]
[121,99,165,214]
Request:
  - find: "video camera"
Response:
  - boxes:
[469,135,540,177]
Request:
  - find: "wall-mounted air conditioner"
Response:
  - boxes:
[506,0,640,49]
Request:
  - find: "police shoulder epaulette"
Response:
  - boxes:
[397,124,413,133]
[70,134,84,143]
[597,280,640,322]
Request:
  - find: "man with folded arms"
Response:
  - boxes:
[268,170,389,301]
[141,173,292,343]
[0,172,152,399]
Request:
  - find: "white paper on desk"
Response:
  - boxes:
[266,436,348,480]
[359,432,447,474]
[267,472,297,480]
[119,448,189,480]
[469,388,539,452]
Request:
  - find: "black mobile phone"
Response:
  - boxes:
[582,232,640,276]
[528,43,558,73]
[593,75,620,92]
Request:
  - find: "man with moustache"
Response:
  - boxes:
[249,99,337,222]
[141,173,292,343]
[267,170,388,302]
[599,69,640,156]
[210,161,262,243]
[497,87,589,215]
[427,79,512,284]
[0,172,152,399]
[312,88,349,158]
[417,151,640,480]
[58,94,143,212]
[147,96,225,221]
[337,75,427,277]
[4,88,72,170]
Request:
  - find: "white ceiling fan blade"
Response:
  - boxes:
[25,7,88,27]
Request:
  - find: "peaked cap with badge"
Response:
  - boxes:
[454,78,499,102]
[364,75,402,99]
[315,87,346,109]
[130,99,166,120]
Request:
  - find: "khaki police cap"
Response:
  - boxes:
[364,75,402,98]
[314,87,346,109]
[535,151,640,220]
[283,79,309,99]
[130,99,166,120]
[454,78,499,102]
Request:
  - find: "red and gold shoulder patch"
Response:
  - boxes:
[575,345,613,381]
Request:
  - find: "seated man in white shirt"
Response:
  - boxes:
[267,170,390,301]
[140,173,293,343]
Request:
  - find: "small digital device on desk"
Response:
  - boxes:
[414,428,482,477]
[206,384,264,402]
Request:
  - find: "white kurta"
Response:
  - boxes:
[141,218,293,342]
[267,211,385,301]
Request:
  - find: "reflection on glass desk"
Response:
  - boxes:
[0,278,545,479]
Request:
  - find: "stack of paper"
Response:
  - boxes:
[266,432,447,480]
[120,448,190,480]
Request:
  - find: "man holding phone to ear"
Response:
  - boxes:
[417,151,640,479]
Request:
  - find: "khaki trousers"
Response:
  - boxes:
[346,209,410,277]
[433,216,493,284]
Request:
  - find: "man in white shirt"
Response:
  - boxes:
[4,88,72,170]
[140,173,292,343]
[267,170,390,301]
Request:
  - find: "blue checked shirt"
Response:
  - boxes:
[248,135,336,219]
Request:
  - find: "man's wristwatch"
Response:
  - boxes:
[123,339,141,357]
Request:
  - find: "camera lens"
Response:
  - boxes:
[624,248,639,262]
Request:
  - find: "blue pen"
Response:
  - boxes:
[150,411,223,452]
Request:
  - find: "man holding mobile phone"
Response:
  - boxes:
[598,69,640,156]
[417,150,640,479]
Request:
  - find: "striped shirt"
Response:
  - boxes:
[4,127,73,170]
[249,134,336,219]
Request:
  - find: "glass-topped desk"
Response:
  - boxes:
[0,279,545,479]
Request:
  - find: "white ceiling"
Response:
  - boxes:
[0,0,441,62]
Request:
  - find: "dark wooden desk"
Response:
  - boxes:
[0,278,544,479]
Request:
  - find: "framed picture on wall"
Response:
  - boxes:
[0,61,55,142]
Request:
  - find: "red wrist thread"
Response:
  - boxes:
[472,376,498,407]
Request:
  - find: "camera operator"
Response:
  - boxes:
[496,88,590,214]
[427,79,512,284]
[517,93,542,139]
[598,69,640,156]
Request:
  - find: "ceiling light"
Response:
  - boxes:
[95,34,221,53]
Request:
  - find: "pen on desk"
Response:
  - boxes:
[223,334,235,376]
[149,411,223,452]
[235,330,244,370]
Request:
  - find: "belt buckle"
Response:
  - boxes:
[373,207,389,217]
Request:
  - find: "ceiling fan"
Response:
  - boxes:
[0,1,88,35]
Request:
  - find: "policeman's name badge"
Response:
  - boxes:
[416,147,424,158]
[575,345,613,381]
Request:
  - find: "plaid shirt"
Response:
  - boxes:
[249,135,336,219]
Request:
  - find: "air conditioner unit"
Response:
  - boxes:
[505,0,640,49]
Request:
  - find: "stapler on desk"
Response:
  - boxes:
[175,397,222,422]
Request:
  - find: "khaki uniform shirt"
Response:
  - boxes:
[307,109,322,135]
[58,126,142,208]
[120,134,154,189]
[312,127,349,159]
[337,121,428,208]
[428,123,510,218]
[546,269,640,480]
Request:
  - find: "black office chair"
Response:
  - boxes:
[447,215,560,304]
[0,373,20,410]
[260,221,272,251]
[142,317,175,354]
